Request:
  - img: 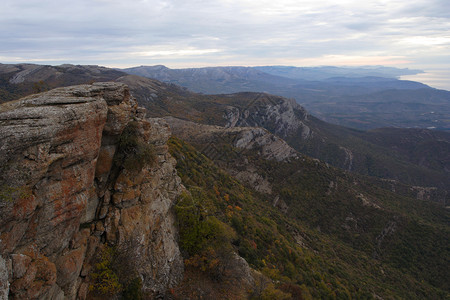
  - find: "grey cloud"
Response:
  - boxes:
[399,0,450,18]
[0,0,448,73]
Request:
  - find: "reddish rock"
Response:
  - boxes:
[56,247,85,288]
[77,281,90,300]
[9,253,56,299]
[95,145,116,181]
[0,83,184,299]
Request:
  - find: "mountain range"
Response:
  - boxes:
[123,65,450,131]
[116,74,450,201]
[0,63,448,202]
[0,63,449,299]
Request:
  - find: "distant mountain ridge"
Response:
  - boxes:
[254,65,423,80]
[2,63,446,131]
[122,65,426,95]
[122,65,449,131]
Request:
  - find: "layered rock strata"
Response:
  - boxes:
[0,83,183,299]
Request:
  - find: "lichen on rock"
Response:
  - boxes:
[0,83,184,299]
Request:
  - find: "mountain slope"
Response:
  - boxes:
[122,65,450,131]
[113,76,450,201]
[0,63,126,103]
[218,93,450,199]
[166,118,449,298]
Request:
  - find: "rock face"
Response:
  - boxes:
[165,116,299,163]
[223,93,311,140]
[0,83,184,299]
[165,116,299,195]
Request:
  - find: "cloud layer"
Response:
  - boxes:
[1,0,449,72]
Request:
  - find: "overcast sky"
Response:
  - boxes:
[1,0,449,87]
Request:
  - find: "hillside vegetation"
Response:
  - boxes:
[168,135,449,299]
[120,78,450,202]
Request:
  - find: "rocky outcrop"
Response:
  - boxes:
[165,117,299,195]
[223,93,311,139]
[165,116,299,163]
[0,83,184,299]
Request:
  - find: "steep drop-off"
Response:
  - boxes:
[0,83,184,299]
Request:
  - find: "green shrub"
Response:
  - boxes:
[175,190,236,256]
[0,185,21,203]
[32,80,49,93]
[260,283,292,300]
[175,189,237,280]
[115,121,156,172]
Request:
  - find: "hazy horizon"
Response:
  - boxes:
[1,0,449,90]
[5,61,449,91]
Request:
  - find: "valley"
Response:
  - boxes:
[123,65,450,131]
[0,63,448,299]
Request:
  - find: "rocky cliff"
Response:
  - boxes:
[219,93,450,202]
[0,83,184,299]
[223,93,310,140]
[165,116,299,196]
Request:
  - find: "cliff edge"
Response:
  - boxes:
[0,83,184,299]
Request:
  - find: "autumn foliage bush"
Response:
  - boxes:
[89,243,144,299]
[175,189,237,279]
[89,246,122,297]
